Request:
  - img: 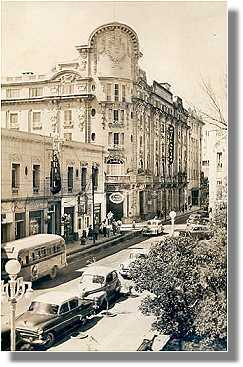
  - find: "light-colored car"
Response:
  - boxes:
[143,219,164,236]
[79,266,121,310]
[179,224,213,240]
[119,248,149,278]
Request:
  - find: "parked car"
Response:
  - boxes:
[186,214,201,226]
[143,219,164,236]
[79,266,121,310]
[179,224,213,240]
[119,248,149,279]
[15,291,95,350]
[196,210,209,218]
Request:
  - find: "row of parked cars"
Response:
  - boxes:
[12,265,123,350]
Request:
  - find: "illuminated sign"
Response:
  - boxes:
[168,125,174,164]
[109,192,124,204]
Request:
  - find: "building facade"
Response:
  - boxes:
[187,111,204,207]
[1,22,192,222]
[1,128,105,243]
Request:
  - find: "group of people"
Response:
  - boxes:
[81,214,122,245]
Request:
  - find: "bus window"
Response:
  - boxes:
[41,247,47,257]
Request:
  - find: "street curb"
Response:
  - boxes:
[67,230,141,261]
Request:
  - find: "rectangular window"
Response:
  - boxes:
[120,110,124,123]
[6,89,19,99]
[64,110,72,126]
[32,111,41,129]
[106,84,111,101]
[62,84,74,95]
[93,168,98,190]
[29,87,43,97]
[120,133,124,145]
[33,165,40,192]
[113,110,119,122]
[217,152,223,168]
[12,163,20,190]
[68,167,74,192]
[114,133,119,145]
[81,167,87,191]
[9,113,19,129]
[122,85,126,102]
[108,132,112,145]
[114,84,119,101]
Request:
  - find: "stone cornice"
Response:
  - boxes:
[1,94,94,105]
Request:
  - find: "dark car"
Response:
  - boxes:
[15,291,95,350]
[179,224,213,240]
[79,266,121,309]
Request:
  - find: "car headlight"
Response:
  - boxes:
[37,328,43,335]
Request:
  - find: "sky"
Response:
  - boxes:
[1,0,227,114]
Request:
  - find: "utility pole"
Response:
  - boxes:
[91,164,96,245]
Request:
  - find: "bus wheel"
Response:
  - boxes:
[49,266,57,280]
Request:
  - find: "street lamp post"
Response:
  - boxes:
[4,259,33,351]
[169,210,177,237]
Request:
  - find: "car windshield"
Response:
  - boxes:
[29,301,59,315]
[82,274,105,284]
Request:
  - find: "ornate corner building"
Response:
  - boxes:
[1,22,200,224]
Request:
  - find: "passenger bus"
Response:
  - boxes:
[1,234,67,282]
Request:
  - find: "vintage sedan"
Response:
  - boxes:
[80,266,121,309]
[142,219,164,236]
[15,291,94,350]
[178,224,213,240]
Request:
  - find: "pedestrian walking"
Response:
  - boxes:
[102,219,107,237]
[132,220,136,230]
[106,223,112,237]
[88,225,93,240]
[112,220,117,235]
[117,219,122,234]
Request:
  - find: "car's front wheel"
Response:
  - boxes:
[45,332,55,349]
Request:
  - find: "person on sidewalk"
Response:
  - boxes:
[132,220,136,230]
[102,219,107,237]
[117,219,122,234]
[112,220,117,236]
[106,223,112,237]
[88,225,93,240]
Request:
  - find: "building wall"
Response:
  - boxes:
[1,22,192,222]
[1,128,105,242]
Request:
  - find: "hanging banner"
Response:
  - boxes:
[168,125,174,164]
[50,152,62,194]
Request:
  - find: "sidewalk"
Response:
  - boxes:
[65,206,200,258]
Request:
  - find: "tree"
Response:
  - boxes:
[131,213,227,350]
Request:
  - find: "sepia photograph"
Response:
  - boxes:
[1,0,228,354]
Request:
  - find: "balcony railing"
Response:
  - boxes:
[108,144,125,151]
[106,175,130,184]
